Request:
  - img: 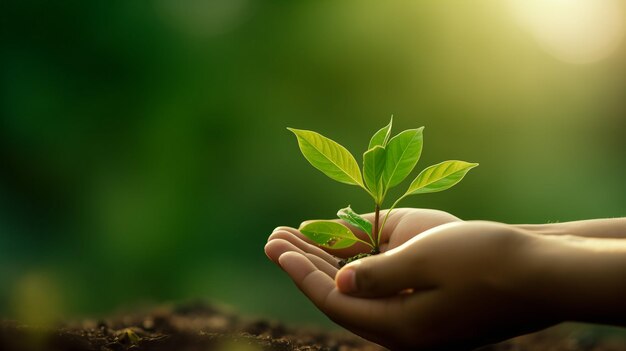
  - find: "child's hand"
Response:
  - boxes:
[266,213,556,350]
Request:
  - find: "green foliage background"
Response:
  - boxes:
[1,0,625,327]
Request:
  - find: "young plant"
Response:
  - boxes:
[288,117,478,262]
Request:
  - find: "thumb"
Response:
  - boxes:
[335,251,435,298]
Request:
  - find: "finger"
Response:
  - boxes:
[265,238,313,264]
[268,230,339,267]
[335,245,438,298]
[265,238,339,279]
[305,253,338,278]
[278,252,337,309]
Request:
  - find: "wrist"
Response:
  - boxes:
[516,218,626,238]
[514,222,568,236]
[526,234,626,325]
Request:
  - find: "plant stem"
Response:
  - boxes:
[377,195,406,247]
[373,204,380,253]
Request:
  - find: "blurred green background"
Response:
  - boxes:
[1,0,625,327]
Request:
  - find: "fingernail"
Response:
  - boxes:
[336,267,357,293]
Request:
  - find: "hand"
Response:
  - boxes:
[266,213,560,350]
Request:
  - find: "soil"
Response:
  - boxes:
[338,249,380,267]
[1,301,624,351]
[339,253,373,267]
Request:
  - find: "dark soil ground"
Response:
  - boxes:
[1,301,625,351]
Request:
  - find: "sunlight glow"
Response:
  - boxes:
[508,0,626,64]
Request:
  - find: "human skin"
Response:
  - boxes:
[264,209,626,350]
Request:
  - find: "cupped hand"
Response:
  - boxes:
[265,211,559,350]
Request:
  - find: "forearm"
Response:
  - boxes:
[516,218,626,238]
[525,234,626,326]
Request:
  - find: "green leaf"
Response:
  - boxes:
[368,116,393,149]
[382,127,424,190]
[287,128,364,186]
[363,145,386,201]
[299,220,362,249]
[404,160,478,196]
[337,206,372,238]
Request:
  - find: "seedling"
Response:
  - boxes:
[288,117,478,264]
